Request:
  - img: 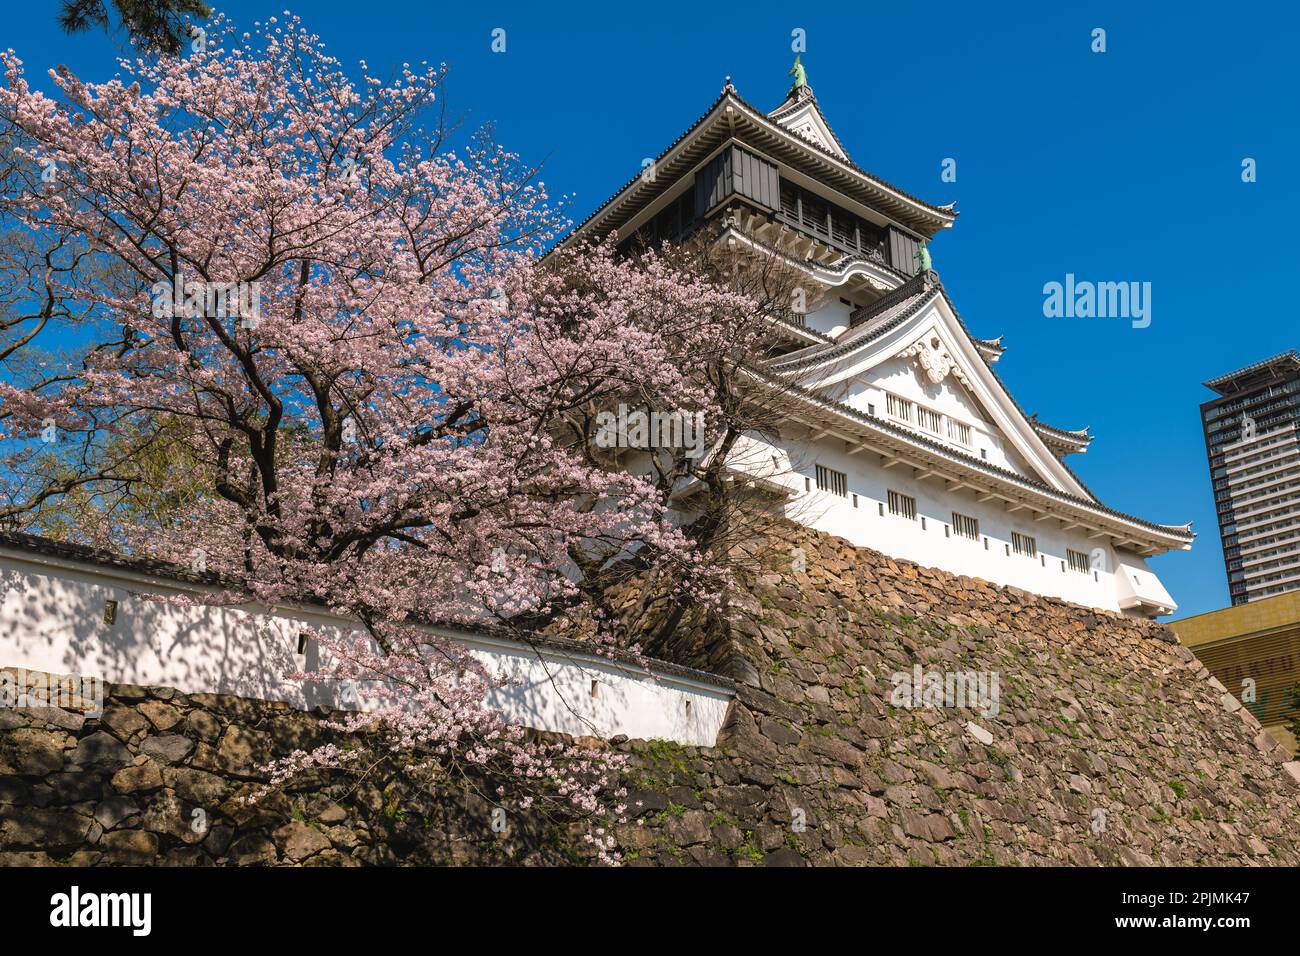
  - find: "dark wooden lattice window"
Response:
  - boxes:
[831,208,856,248]
[780,180,799,220]
[800,192,828,237]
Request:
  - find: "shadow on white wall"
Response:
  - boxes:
[0,546,733,747]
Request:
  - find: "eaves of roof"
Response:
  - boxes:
[768,275,937,372]
[1203,350,1300,395]
[560,86,956,248]
[719,224,914,287]
[743,370,1194,548]
[762,274,1174,513]
[929,278,1110,503]
[1030,418,1093,445]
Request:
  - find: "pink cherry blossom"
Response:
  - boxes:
[0,14,767,862]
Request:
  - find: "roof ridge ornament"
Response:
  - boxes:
[914,244,938,289]
[788,54,809,98]
[914,244,932,274]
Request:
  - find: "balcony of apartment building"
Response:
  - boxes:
[1221,443,1300,483]
[1238,514,1300,546]
[1240,533,1300,566]
[1227,491,1300,532]
[1240,563,1300,596]
[1224,473,1300,514]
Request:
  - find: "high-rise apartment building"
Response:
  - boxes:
[1202,351,1300,605]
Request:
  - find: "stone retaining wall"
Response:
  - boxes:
[4,522,1299,866]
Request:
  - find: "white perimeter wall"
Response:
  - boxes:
[0,547,732,746]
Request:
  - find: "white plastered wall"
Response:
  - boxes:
[0,546,733,746]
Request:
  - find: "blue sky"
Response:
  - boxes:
[6,0,1298,617]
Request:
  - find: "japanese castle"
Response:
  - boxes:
[565,59,1192,618]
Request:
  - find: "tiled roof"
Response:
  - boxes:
[745,369,1194,546]
[766,85,850,159]
[1203,350,1300,395]
[0,530,243,590]
[770,312,836,344]
[763,274,1141,509]
[1029,416,1093,444]
[768,274,936,372]
[560,85,955,247]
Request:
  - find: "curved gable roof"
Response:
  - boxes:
[560,84,956,249]
[767,275,1095,500]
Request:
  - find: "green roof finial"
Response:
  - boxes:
[914,244,932,274]
[788,55,807,95]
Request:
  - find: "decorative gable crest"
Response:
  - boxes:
[767,60,849,162]
[769,95,848,160]
[903,334,969,388]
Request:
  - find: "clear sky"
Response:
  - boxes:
[5,0,1298,618]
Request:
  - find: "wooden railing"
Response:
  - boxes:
[773,209,890,266]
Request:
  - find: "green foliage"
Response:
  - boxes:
[58,0,211,54]
[655,802,686,820]
[540,825,587,866]
[631,739,691,789]
[27,418,211,544]
[381,786,405,820]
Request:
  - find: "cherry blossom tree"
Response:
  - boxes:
[0,14,778,860]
